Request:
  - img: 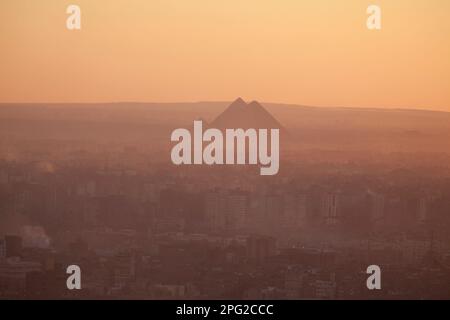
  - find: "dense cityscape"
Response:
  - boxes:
[1,136,450,299]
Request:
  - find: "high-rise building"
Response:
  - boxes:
[370,193,385,223]
[246,235,276,263]
[113,252,136,289]
[0,239,5,259]
[4,235,22,258]
[204,192,226,231]
[297,194,308,227]
[417,197,428,224]
[321,194,339,225]
[226,192,248,230]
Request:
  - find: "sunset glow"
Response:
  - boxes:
[0,0,449,110]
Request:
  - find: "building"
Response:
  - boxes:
[0,258,41,296]
[246,235,276,263]
[0,239,5,259]
[4,235,22,258]
[321,194,339,226]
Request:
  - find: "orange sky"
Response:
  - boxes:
[0,0,449,111]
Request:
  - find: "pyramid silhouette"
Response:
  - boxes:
[211,98,285,132]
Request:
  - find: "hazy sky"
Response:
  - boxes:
[0,0,449,110]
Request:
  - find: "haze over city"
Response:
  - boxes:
[1,0,450,301]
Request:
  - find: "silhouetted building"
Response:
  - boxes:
[246,236,276,263]
[0,239,5,259]
[5,236,22,258]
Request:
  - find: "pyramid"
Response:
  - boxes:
[211,98,286,133]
